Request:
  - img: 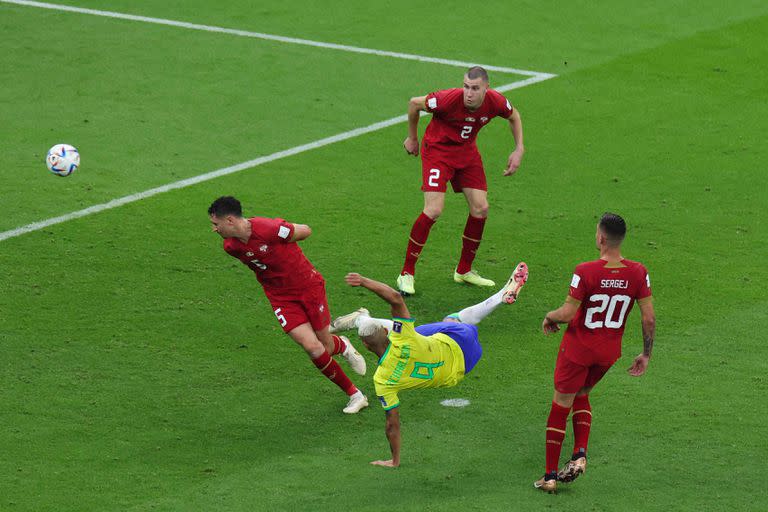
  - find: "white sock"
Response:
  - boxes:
[456,288,506,325]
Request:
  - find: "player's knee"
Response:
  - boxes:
[470,203,489,218]
[423,206,443,220]
[297,337,325,357]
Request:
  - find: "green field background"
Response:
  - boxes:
[2,1,767,510]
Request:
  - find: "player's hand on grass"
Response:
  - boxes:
[627,353,649,376]
[503,150,523,176]
[403,136,419,156]
[345,273,365,287]
[370,459,399,468]
[542,317,560,335]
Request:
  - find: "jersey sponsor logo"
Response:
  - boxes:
[278,225,291,239]
[464,117,476,122]
[571,274,581,288]
[393,321,402,333]
[600,279,629,289]
[427,97,437,109]
[246,252,254,257]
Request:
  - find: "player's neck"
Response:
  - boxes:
[235,218,252,243]
[599,247,623,263]
[371,342,389,360]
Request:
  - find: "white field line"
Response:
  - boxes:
[1,0,557,79]
[0,0,557,243]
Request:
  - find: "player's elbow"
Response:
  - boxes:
[409,97,425,111]
[388,291,406,308]
[293,224,312,240]
[642,315,656,332]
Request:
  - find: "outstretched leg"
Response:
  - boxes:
[446,262,528,325]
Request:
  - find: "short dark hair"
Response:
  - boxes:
[599,212,626,245]
[466,66,489,82]
[208,196,242,217]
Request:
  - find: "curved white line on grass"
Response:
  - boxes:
[1,0,555,79]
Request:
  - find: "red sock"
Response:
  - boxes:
[402,212,436,276]
[456,215,486,274]
[572,395,592,456]
[330,335,346,356]
[545,401,571,474]
[312,351,357,396]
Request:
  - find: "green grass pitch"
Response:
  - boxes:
[1,0,767,510]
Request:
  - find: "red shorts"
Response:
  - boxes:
[421,145,486,193]
[266,283,331,333]
[553,349,613,394]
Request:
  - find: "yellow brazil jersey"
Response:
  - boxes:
[374,318,466,410]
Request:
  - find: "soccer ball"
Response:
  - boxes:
[46,143,80,177]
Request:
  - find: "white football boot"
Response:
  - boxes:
[396,273,415,296]
[343,390,369,414]
[330,308,370,333]
[341,335,366,376]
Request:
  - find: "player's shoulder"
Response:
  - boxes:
[433,87,462,97]
[248,215,275,229]
[486,88,512,109]
[391,317,415,332]
[249,216,289,239]
[486,88,507,102]
[574,259,602,273]
[427,88,463,107]
[621,258,649,275]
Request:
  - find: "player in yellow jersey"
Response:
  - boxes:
[338,262,528,467]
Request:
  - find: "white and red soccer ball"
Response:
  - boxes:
[46,143,80,177]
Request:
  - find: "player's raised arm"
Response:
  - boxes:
[288,223,312,242]
[542,298,580,335]
[403,95,427,156]
[345,273,411,319]
[504,108,525,176]
[371,408,401,468]
[628,299,656,376]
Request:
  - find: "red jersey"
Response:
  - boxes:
[422,88,513,150]
[222,217,323,300]
[561,259,652,366]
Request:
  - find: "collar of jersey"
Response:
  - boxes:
[378,342,392,365]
